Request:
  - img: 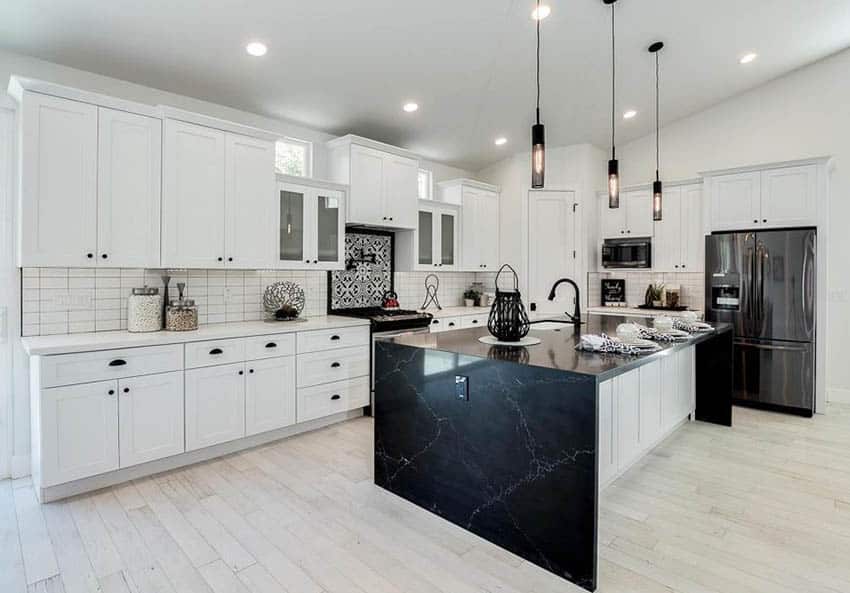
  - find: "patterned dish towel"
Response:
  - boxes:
[628,325,688,342]
[576,334,643,355]
[672,318,714,333]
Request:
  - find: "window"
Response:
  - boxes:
[275,138,312,177]
[418,169,433,201]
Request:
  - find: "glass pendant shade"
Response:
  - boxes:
[652,179,663,221]
[608,159,619,208]
[531,122,545,188]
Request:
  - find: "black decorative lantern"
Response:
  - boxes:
[487,264,531,342]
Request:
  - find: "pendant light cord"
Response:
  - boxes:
[536,0,541,124]
[655,50,660,182]
[611,4,615,158]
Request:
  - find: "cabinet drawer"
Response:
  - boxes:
[297,326,369,353]
[40,345,183,388]
[297,376,370,423]
[430,316,462,333]
[297,346,369,388]
[245,333,296,360]
[185,338,246,369]
[461,314,489,329]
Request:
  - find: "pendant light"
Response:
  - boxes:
[649,41,664,221]
[531,0,545,188]
[604,0,619,208]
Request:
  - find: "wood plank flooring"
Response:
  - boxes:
[3,404,850,593]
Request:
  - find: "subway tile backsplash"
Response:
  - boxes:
[587,271,705,310]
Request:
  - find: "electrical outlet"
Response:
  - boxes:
[455,375,469,401]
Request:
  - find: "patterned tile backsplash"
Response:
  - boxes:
[587,271,705,309]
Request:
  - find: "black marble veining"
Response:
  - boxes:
[379,315,732,381]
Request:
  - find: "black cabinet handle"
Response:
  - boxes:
[108,389,115,395]
[471,320,478,324]
[762,219,767,223]
[238,370,244,375]
[108,359,127,367]
[123,387,129,394]
[87,253,94,259]
[101,253,108,259]
[330,394,341,401]
[448,322,455,327]
[228,257,233,262]
[331,362,341,368]
[313,260,318,264]
[217,257,223,262]
[265,342,277,349]
[249,369,254,374]
[753,219,758,223]
[330,335,340,341]
[432,319,440,324]
[209,348,223,355]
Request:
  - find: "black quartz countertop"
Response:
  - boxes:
[376,315,732,381]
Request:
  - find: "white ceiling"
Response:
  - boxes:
[2,0,849,170]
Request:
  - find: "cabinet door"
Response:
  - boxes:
[277,183,312,269]
[616,369,641,472]
[477,191,500,270]
[185,362,246,451]
[314,188,345,269]
[660,352,680,432]
[245,356,296,436]
[383,154,418,229]
[680,184,704,272]
[348,145,384,225]
[20,92,97,267]
[639,360,662,450]
[760,165,817,228]
[461,188,481,270]
[625,189,654,237]
[41,380,118,486]
[598,379,617,488]
[709,171,760,231]
[162,120,226,268]
[118,371,184,467]
[600,194,627,239]
[97,107,162,268]
[438,209,459,269]
[652,186,682,272]
[678,347,695,419]
[225,133,275,269]
[417,207,436,268]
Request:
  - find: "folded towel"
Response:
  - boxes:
[672,318,714,333]
[576,333,642,355]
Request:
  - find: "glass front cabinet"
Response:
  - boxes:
[415,201,460,271]
[276,177,346,270]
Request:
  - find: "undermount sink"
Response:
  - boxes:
[529,321,571,331]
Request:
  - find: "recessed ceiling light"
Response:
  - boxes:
[739,52,758,64]
[403,102,419,113]
[245,42,267,57]
[623,110,638,120]
[495,137,508,146]
[531,4,551,20]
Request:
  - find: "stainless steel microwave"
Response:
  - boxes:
[601,238,652,269]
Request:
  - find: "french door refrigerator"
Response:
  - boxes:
[705,228,816,416]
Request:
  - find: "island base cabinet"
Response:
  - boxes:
[245,356,296,436]
[118,371,184,467]
[185,362,246,451]
[41,380,119,487]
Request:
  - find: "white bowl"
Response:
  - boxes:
[654,316,674,332]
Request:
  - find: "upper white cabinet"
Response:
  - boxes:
[162,119,275,269]
[327,135,419,229]
[396,200,460,272]
[705,161,824,231]
[15,86,162,268]
[439,179,500,271]
[277,177,346,270]
[652,183,703,272]
[599,189,653,239]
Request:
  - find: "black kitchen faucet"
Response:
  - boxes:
[548,278,582,325]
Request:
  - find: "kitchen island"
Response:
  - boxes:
[373,315,732,592]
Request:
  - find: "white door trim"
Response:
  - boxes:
[0,106,15,478]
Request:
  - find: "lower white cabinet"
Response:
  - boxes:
[41,380,119,487]
[118,371,184,467]
[297,376,370,424]
[185,362,247,451]
[245,356,297,437]
[598,379,617,487]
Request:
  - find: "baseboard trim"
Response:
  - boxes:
[11,455,30,479]
[36,409,364,503]
[828,388,850,404]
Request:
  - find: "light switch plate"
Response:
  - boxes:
[455,375,469,401]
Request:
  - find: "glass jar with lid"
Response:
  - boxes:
[165,283,199,331]
[127,286,162,332]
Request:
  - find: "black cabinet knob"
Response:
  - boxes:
[330,394,341,401]
[238,370,244,375]
[382,216,387,220]
[313,260,318,264]
[108,389,115,395]
[389,217,394,221]
[249,369,254,374]
[626,230,631,234]
[753,219,758,223]
[217,257,223,262]
[228,257,233,262]
[305,259,310,263]
[762,219,767,223]
[87,253,94,259]
[101,253,108,259]
[123,387,129,394]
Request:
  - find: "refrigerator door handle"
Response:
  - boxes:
[733,339,810,353]
[802,232,814,339]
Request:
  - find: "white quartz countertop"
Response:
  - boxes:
[21,316,370,356]
[419,306,491,318]
[587,306,703,319]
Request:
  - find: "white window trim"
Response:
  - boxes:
[275,137,313,178]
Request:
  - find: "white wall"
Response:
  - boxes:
[616,46,850,403]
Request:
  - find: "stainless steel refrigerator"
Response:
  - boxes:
[705,229,816,416]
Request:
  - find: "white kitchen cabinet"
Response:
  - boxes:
[708,171,761,231]
[639,361,663,450]
[41,380,119,486]
[598,379,617,487]
[118,371,184,467]
[185,362,246,451]
[680,184,705,272]
[599,189,653,239]
[615,369,641,471]
[396,200,460,271]
[600,197,627,240]
[19,91,98,267]
[652,183,703,272]
[327,135,418,229]
[277,178,346,270]
[460,186,500,271]
[97,107,162,267]
[245,356,296,436]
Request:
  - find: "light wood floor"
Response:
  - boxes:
[3,405,850,593]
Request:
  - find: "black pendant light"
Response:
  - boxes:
[649,41,664,221]
[531,0,545,188]
[604,0,619,208]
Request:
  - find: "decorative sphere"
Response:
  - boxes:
[263,281,305,319]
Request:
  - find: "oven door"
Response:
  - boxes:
[602,240,652,268]
[368,327,431,415]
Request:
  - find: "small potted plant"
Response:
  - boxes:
[645,283,665,308]
[463,287,480,308]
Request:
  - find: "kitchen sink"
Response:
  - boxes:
[529,321,573,331]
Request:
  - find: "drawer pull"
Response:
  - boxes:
[448,322,455,327]
[432,320,440,324]
[331,362,341,368]
[330,335,340,341]
[330,394,341,401]
[108,359,127,367]
[265,342,277,348]
[209,348,223,355]
[471,320,478,324]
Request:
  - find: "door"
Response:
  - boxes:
[417,207,435,268]
[225,133,275,268]
[755,229,816,342]
[600,193,627,239]
[277,182,311,268]
[41,380,119,486]
[97,107,161,267]
[383,154,418,229]
[680,184,704,272]
[438,209,459,269]
[118,371,184,467]
[245,356,296,436]
[313,188,344,269]
[185,362,246,451]
[760,165,817,228]
[20,92,97,267]
[733,338,814,413]
[652,186,682,272]
[162,119,226,268]
[710,171,760,231]
[348,144,384,225]
[625,189,654,237]
[527,190,575,315]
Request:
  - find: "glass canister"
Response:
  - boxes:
[165,283,199,331]
[127,286,162,333]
